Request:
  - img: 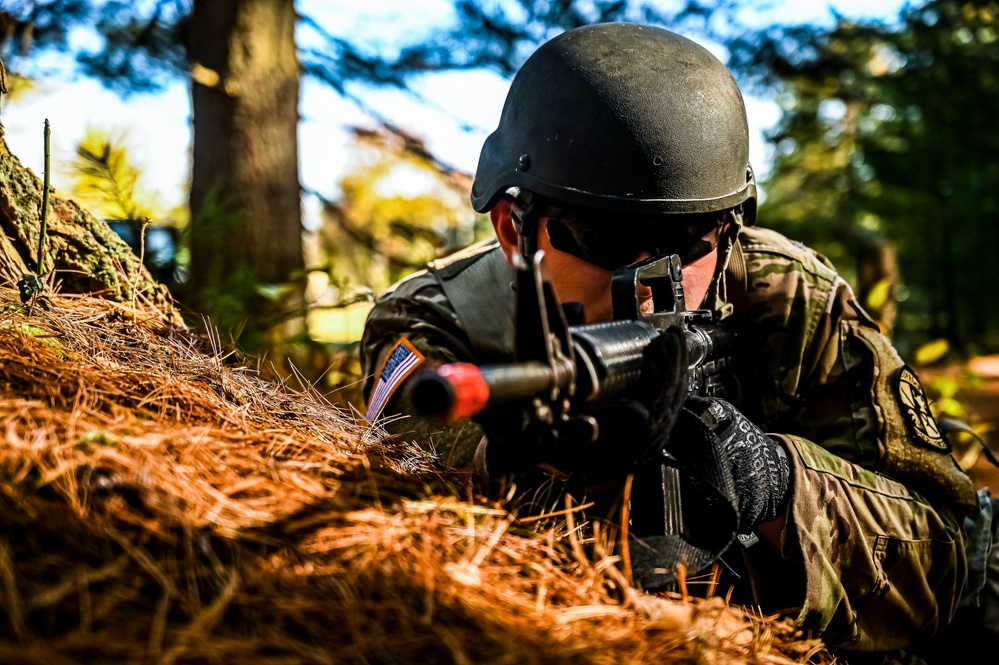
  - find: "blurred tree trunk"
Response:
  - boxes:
[188,0,303,347]
[854,234,900,337]
[0,136,180,323]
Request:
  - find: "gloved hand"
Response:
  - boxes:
[475,326,689,491]
[670,396,791,533]
[592,324,689,468]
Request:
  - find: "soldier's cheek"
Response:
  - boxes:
[680,248,720,310]
[545,259,615,323]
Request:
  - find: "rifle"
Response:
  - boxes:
[409,250,736,425]
[409,249,739,587]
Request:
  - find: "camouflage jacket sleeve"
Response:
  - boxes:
[359,267,486,469]
[737,227,978,651]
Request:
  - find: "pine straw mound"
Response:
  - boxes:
[0,287,830,664]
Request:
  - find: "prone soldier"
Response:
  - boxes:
[360,23,993,658]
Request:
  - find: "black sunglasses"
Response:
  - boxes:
[543,210,723,271]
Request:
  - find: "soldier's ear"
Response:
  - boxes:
[490,197,520,266]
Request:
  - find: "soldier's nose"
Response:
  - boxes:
[628,250,654,267]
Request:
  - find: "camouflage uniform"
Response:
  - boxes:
[361,225,980,652]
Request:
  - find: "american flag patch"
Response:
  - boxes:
[365,337,425,421]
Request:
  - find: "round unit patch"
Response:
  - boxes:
[894,366,949,452]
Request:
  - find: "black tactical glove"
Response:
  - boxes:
[476,326,689,490]
[596,325,689,462]
[671,396,791,533]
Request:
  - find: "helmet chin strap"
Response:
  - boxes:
[708,207,746,317]
[511,195,541,260]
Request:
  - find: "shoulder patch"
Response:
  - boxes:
[365,338,425,421]
[894,365,949,452]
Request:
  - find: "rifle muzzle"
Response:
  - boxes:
[410,361,555,421]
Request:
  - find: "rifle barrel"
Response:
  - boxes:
[410,361,554,421]
[409,319,735,422]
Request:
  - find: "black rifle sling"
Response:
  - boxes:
[723,237,749,319]
[430,243,517,362]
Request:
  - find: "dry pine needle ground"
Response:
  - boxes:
[0,286,829,664]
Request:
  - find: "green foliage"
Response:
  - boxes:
[739,0,999,354]
[181,186,275,351]
[307,127,491,362]
[70,127,148,221]
[68,127,184,224]
[183,183,246,286]
[5,1,750,95]
[0,70,37,102]
[196,266,266,349]
[316,127,488,297]
[77,430,117,448]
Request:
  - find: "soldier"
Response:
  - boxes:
[361,23,991,657]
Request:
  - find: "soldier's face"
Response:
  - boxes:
[536,219,719,322]
[491,199,720,323]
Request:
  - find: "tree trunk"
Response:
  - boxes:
[188,0,303,345]
[0,136,180,323]
[854,232,900,338]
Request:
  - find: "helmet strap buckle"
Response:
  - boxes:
[512,197,541,260]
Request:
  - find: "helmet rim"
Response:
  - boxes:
[472,23,757,224]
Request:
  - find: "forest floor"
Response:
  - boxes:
[0,286,828,664]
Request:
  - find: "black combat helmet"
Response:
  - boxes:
[471,23,756,224]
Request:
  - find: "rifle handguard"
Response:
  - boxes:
[410,361,554,421]
[409,252,736,422]
[409,318,733,422]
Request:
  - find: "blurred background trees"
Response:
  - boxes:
[1,0,997,392]
[730,0,999,356]
[186,0,304,349]
[0,0,740,354]
[313,125,482,297]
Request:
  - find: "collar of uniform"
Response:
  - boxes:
[705,218,742,321]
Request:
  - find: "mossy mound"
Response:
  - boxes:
[0,287,827,664]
